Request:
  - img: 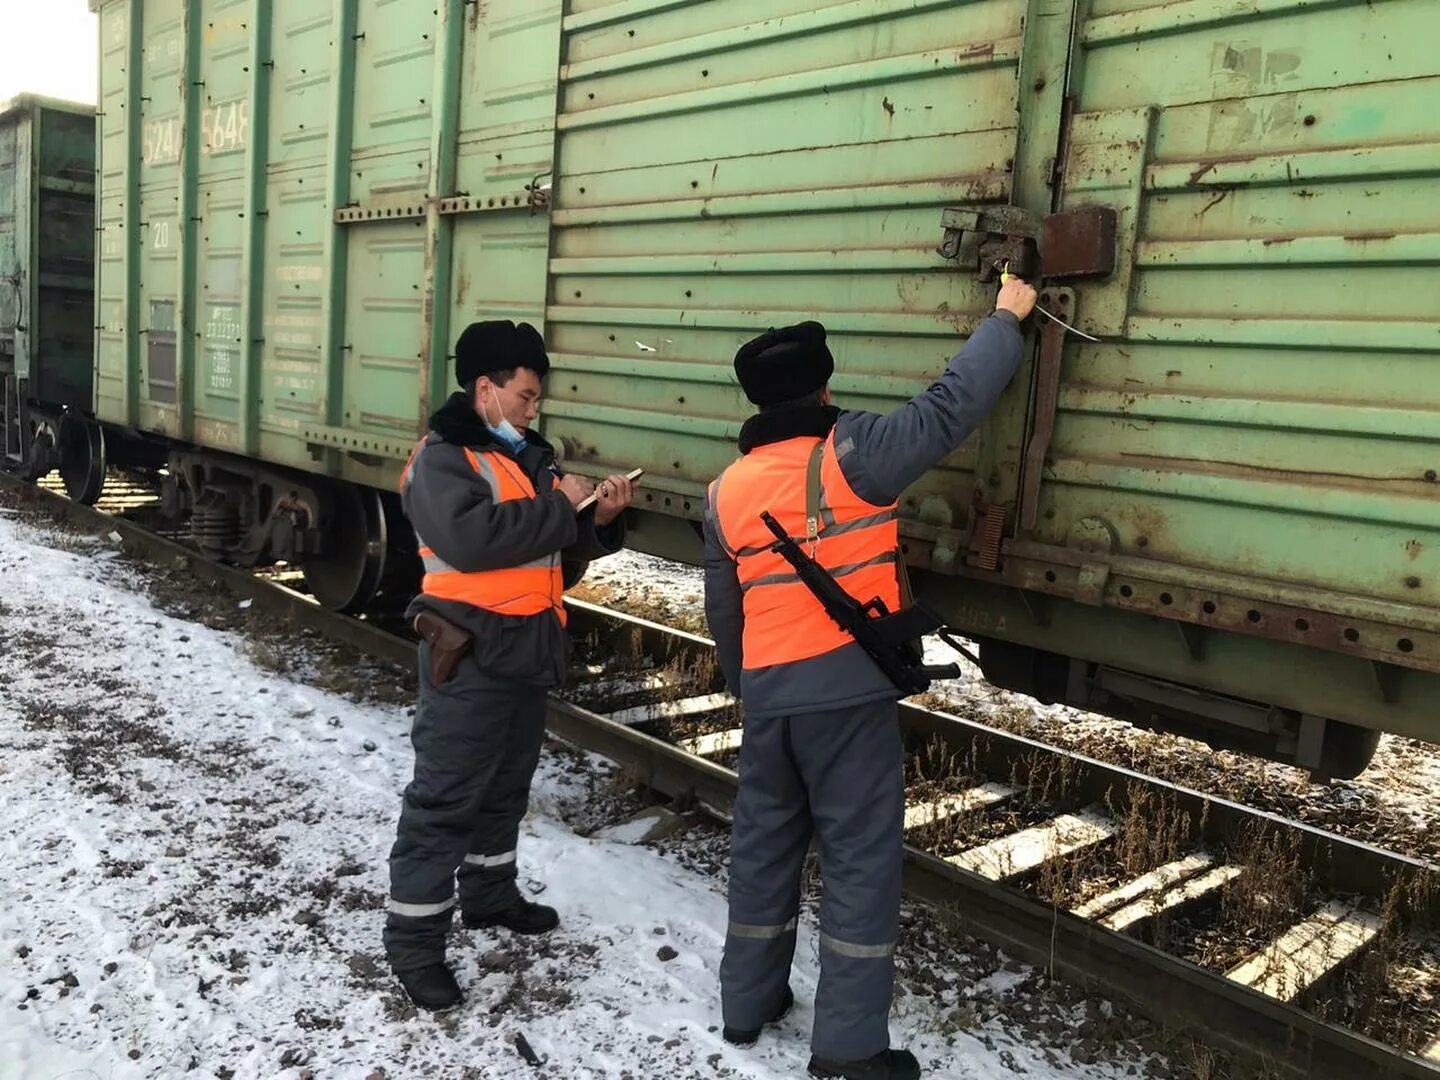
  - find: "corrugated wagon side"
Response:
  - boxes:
[535,0,1440,776]
[82,0,1440,775]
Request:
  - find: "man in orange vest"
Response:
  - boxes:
[384,319,635,1011]
[705,279,1038,1079]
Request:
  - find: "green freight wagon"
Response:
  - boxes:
[0,95,96,482]
[84,0,1440,777]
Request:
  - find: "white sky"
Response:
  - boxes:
[0,0,99,105]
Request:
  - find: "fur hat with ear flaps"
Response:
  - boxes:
[733,321,834,407]
[454,320,550,386]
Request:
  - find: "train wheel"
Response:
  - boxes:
[367,493,421,615]
[57,413,105,504]
[301,482,389,614]
[1313,720,1382,782]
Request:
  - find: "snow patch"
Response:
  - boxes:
[0,509,1158,1079]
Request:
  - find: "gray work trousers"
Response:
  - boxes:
[383,645,547,972]
[720,699,904,1061]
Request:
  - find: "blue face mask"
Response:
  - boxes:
[481,393,527,453]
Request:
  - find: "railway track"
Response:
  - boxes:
[4,469,1440,1079]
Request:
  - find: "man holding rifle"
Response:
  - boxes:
[704,278,1038,1079]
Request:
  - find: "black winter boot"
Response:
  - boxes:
[722,985,795,1047]
[396,963,463,1011]
[462,896,559,935]
[808,1048,921,1080]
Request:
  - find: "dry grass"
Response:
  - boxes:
[1218,823,1309,946]
[1018,760,1198,911]
[1015,745,1084,807]
[1031,823,1080,907]
[241,636,293,676]
[1172,821,1312,975]
[1109,782,1194,877]
[1159,1035,1288,1080]
[902,735,998,854]
[1309,873,1440,1052]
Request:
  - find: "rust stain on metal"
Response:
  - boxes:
[999,546,1438,675]
[1117,450,1422,492]
[1196,187,1235,217]
[469,0,485,32]
[1343,232,1397,242]
[1041,207,1117,280]
[933,301,982,337]
[881,96,895,118]
[1072,143,1125,184]
[1407,540,1424,561]
[1187,161,1219,185]
[972,503,1006,571]
[1119,505,1171,551]
[958,41,996,60]
[1262,236,1294,246]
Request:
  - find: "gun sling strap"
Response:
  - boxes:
[805,439,824,555]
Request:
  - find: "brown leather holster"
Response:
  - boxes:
[413,610,473,687]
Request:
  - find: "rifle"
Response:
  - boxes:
[759,511,976,695]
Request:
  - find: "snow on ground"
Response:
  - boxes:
[0,509,1165,1079]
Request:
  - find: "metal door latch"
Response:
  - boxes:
[939,205,1119,283]
[937,206,1041,283]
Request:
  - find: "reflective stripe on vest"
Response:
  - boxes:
[401,437,567,626]
[710,431,899,669]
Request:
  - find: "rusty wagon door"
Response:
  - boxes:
[987,0,1440,746]
[536,0,1073,559]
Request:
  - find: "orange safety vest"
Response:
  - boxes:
[709,431,899,670]
[400,438,567,627]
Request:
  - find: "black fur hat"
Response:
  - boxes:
[733,321,834,407]
[454,320,550,386]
